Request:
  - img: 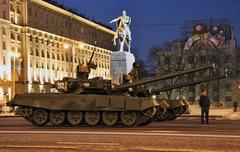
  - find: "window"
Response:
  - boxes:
[11,32,15,39]
[2,11,6,19]
[200,56,206,64]
[11,17,14,23]
[3,55,6,65]
[225,96,232,102]
[188,56,194,64]
[47,51,50,58]
[17,35,21,41]
[36,49,39,56]
[2,41,6,50]
[17,5,21,14]
[30,48,33,55]
[52,53,55,59]
[189,85,194,92]
[10,3,14,11]
[2,27,6,35]
[41,50,45,57]
[28,7,32,16]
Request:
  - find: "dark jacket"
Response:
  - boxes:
[199,95,211,107]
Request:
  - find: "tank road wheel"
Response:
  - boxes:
[50,111,65,126]
[32,109,49,126]
[84,111,100,126]
[67,111,83,125]
[102,111,119,126]
[120,111,137,126]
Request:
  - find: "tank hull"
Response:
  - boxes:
[9,93,169,127]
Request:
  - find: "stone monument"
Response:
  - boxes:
[109,10,135,84]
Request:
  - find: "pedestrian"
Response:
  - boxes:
[199,88,211,124]
[233,101,238,112]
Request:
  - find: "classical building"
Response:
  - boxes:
[0,0,115,106]
[156,19,239,106]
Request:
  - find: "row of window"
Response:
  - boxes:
[30,62,110,71]
[27,4,113,50]
[30,49,109,62]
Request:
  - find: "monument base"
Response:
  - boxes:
[110,51,135,85]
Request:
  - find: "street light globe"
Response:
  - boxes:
[10,52,21,58]
[63,43,69,49]
[79,43,84,49]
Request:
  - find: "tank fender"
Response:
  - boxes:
[169,100,185,108]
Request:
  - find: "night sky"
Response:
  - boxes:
[55,0,240,60]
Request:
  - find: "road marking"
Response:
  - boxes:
[57,141,120,146]
[0,145,77,149]
[0,130,240,138]
[135,147,214,152]
[148,131,183,133]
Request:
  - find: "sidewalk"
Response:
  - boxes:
[182,105,240,120]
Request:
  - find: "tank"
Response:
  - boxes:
[8,60,226,127]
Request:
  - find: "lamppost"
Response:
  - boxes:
[10,51,20,98]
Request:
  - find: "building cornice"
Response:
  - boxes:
[29,0,115,35]
[0,19,11,24]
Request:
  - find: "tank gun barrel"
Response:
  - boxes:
[114,64,215,91]
[149,74,227,94]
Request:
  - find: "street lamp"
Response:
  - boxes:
[10,51,21,98]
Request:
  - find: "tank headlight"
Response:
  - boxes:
[128,88,133,92]
[152,95,157,99]
[83,83,90,87]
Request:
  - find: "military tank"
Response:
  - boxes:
[8,59,226,127]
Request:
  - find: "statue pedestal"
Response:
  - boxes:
[110,51,135,84]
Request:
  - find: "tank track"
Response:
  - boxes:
[157,104,188,121]
[16,106,166,127]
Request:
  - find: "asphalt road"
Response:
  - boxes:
[0,117,240,152]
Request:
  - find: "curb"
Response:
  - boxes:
[180,114,224,118]
[0,113,20,117]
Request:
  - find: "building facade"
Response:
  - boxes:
[0,0,115,106]
[156,19,239,106]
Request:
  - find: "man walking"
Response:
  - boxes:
[199,88,211,124]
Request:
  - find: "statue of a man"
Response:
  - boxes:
[110,10,132,52]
